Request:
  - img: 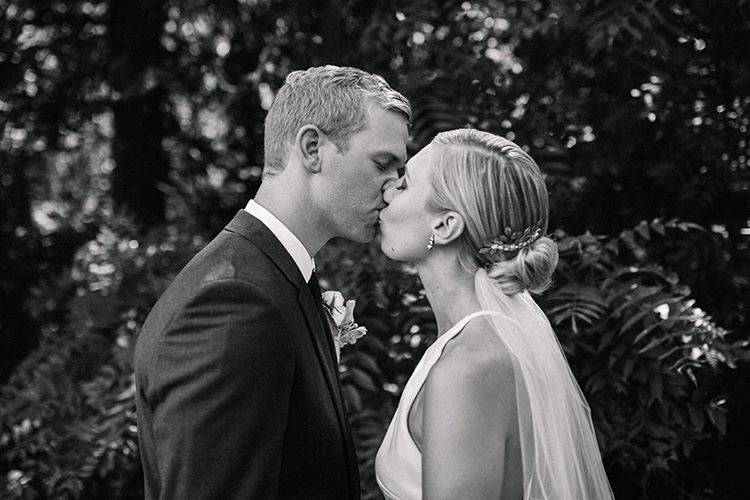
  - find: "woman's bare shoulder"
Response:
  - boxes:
[425,316,516,404]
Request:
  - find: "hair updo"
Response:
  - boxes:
[428,129,559,294]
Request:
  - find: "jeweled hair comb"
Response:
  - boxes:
[478,220,544,256]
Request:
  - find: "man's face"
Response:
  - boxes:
[316,107,409,242]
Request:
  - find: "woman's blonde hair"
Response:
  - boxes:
[429,129,559,294]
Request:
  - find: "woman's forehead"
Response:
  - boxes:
[406,144,435,175]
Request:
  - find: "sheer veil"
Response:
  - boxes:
[474,268,614,499]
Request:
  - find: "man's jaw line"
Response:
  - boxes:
[253,184,333,257]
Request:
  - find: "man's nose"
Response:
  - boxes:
[381,179,397,205]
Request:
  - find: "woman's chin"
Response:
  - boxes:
[377,235,389,255]
[377,235,396,259]
[380,243,408,263]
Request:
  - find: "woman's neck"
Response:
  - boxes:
[417,254,482,336]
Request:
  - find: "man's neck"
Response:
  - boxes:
[253,182,331,257]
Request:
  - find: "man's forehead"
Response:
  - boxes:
[370,148,406,161]
[359,109,408,159]
[364,107,408,134]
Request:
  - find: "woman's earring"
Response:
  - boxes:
[427,232,435,251]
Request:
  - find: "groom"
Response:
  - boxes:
[133,66,410,499]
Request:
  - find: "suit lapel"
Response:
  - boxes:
[224,210,359,492]
[225,209,304,287]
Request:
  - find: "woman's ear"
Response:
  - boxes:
[432,211,465,247]
[295,125,322,173]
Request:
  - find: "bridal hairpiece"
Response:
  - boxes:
[478,220,544,256]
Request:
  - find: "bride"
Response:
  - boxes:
[375,129,614,499]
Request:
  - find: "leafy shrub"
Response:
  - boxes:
[544,220,748,497]
[0,213,206,499]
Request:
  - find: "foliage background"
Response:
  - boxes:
[1,0,749,498]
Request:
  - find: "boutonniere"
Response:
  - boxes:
[321,291,368,362]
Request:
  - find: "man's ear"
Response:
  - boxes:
[295,125,323,173]
[432,211,466,247]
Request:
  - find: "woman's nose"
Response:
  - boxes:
[382,180,397,204]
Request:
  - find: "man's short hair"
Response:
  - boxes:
[263,65,412,175]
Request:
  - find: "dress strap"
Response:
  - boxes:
[457,310,501,328]
[440,310,499,342]
[425,310,502,362]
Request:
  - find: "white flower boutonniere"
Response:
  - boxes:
[321,291,368,362]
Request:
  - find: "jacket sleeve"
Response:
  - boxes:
[149,278,294,499]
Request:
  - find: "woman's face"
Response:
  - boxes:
[378,144,438,262]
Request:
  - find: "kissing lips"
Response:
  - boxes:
[376,210,387,228]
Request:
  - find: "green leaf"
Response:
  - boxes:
[345,368,378,392]
[616,285,665,312]
[342,385,362,412]
[352,351,381,375]
[687,404,705,431]
[619,307,658,336]
[635,220,651,240]
[649,375,664,404]
[650,219,666,236]
[707,405,727,435]
[637,335,673,355]
[633,321,665,344]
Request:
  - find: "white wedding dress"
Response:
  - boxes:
[375,269,614,500]
[375,310,498,500]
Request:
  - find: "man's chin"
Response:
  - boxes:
[361,224,379,243]
[338,224,378,244]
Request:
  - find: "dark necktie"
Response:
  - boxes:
[306,271,340,365]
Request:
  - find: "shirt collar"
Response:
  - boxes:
[244,199,315,282]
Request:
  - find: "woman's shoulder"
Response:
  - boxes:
[425,315,516,402]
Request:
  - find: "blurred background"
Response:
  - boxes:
[1,0,749,498]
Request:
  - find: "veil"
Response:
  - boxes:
[474,268,614,499]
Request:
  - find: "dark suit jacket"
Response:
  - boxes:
[134,210,360,499]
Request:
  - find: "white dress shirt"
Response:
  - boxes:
[244,199,315,282]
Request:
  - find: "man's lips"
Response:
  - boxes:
[370,210,381,227]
